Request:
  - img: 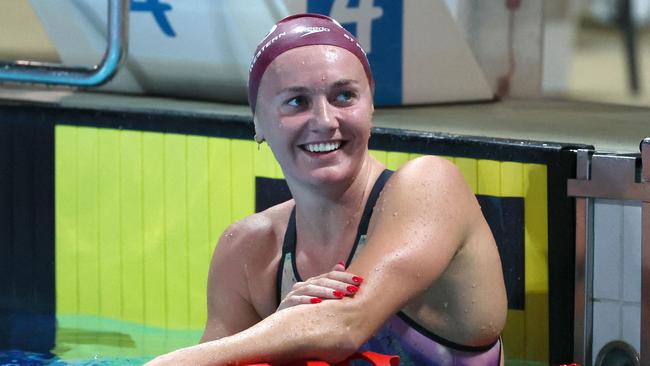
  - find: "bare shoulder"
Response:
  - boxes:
[366,156,483,253]
[206,200,294,318]
[202,201,295,338]
[393,155,466,187]
[388,155,478,214]
[211,200,294,267]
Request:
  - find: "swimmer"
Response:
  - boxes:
[146,14,507,366]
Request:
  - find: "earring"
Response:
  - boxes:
[254,134,265,150]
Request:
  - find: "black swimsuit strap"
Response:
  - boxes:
[345,168,393,268]
[275,169,393,301]
[275,207,296,305]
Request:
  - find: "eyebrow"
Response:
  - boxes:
[332,79,359,88]
[279,86,310,95]
[278,79,360,95]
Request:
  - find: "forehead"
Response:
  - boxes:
[259,45,367,91]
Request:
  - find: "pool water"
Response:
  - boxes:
[0,350,150,365]
[1,315,202,365]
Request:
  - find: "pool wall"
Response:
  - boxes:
[0,102,589,364]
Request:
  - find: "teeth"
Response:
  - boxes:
[305,142,341,153]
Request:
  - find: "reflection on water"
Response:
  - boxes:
[0,315,202,365]
[57,328,136,348]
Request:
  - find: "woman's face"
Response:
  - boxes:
[254,45,374,187]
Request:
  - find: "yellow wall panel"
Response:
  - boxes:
[386,151,410,170]
[501,162,524,197]
[164,134,190,329]
[208,138,232,246]
[142,132,167,328]
[407,153,425,161]
[254,143,277,179]
[55,126,79,314]
[120,131,145,324]
[76,127,100,315]
[187,136,211,329]
[369,149,387,165]
[523,163,549,361]
[437,155,455,164]
[502,309,526,360]
[55,129,550,364]
[97,129,122,320]
[477,160,501,196]
[231,140,255,222]
[455,158,477,193]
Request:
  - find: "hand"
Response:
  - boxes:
[277,262,364,312]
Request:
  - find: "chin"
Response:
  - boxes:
[303,165,357,186]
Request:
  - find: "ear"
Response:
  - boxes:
[253,115,265,143]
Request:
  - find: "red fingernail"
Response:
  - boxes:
[310,297,322,304]
[347,285,359,293]
[352,276,364,284]
[333,290,345,298]
[338,261,346,267]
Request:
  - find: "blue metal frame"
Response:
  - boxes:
[0,0,129,87]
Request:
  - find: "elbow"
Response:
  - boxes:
[318,333,359,364]
[309,331,360,364]
[312,304,370,363]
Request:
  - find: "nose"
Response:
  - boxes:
[310,96,338,132]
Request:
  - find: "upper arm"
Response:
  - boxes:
[200,225,263,342]
[344,157,481,338]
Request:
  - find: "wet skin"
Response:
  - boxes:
[145,46,507,366]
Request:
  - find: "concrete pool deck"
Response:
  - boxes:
[0,86,647,153]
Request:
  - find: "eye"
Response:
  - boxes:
[287,95,307,108]
[334,90,356,104]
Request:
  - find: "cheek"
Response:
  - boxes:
[265,121,301,149]
[348,108,373,134]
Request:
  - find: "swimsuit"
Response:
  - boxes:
[276,169,502,365]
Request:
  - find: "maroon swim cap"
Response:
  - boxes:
[248,13,374,114]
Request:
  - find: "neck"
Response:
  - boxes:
[288,155,384,246]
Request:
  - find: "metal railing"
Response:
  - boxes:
[0,0,129,87]
[568,138,650,366]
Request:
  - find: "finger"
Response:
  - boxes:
[322,270,364,286]
[278,295,322,312]
[297,280,356,298]
[331,261,346,271]
[288,283,343,299]
[291,281,308,291]
[320,274,362,296]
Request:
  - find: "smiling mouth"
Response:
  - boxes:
[299,141,344,153]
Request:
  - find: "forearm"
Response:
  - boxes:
[152,301,360,366]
